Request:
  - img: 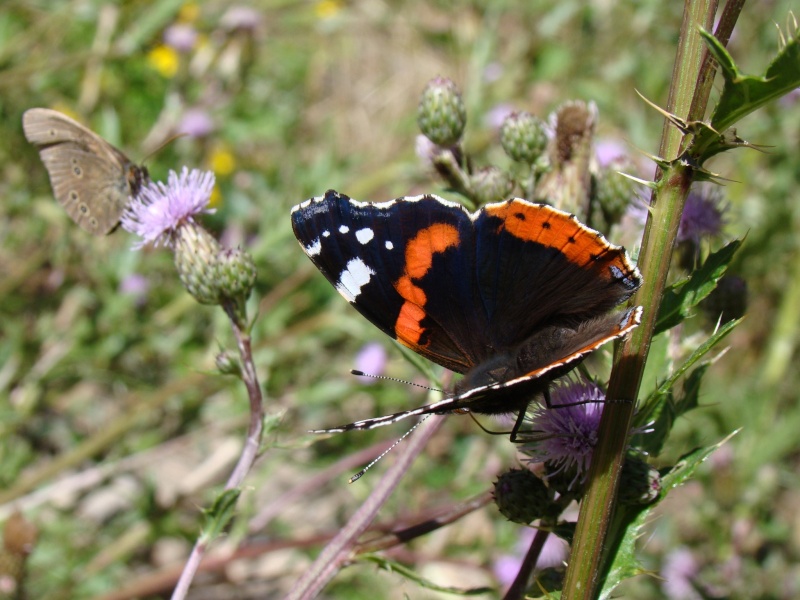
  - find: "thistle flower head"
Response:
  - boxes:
[121,167,216,249]
[520,378,650,493]
[122,167,255,322]
[520,378,605,491]
[677,186,727,244]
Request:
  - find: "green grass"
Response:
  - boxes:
[1,1,799,598]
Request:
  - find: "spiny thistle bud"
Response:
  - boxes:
[542,462,585,498]
[493,468,551,524]
[702,275,748,323]
[218,247,256,301]
[215,349,242,377]
[595,160,638,226]
[618,456,661,506]
[417,77,467,147]
[501,111,548,164]
[470,166,514,205]
[173,224,224,305]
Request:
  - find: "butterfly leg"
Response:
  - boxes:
[509,407,529,443]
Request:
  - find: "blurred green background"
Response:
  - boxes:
[1,1,798,598]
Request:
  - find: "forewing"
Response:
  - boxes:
[474,199,641,348]
[291,190,491,373]
[38,143,131,235]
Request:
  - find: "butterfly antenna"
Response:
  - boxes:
[348,415,430,483]
[350,370,442,392]
[141,133,188,164]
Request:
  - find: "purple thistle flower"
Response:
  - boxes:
[220,6,263,32]
[484,103,516,131]
[119,273,150,305]
[594,138,628,168]
[520,378,606,489]
[179,108,215,137]
[415,134,440,168]
[521,379,652,490]
[353,342,387,384]
[163,24,197,53]
[492,529,568,587]
[661,547,702,600]
[121,168,216,249]
[677,186,727,244]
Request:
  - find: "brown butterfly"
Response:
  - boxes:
[22,108,149,235]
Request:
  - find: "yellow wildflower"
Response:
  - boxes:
[148,45,179,78]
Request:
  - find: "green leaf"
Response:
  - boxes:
[599,435,738,599]
[361,555,494,595]
[694,27,800,160]
[200,488,240,544]
[655,240,741,334]
[634,318,741,455]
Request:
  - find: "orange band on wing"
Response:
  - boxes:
[393,223,460,345]
[395,302,427,344]
[484,202,606,265]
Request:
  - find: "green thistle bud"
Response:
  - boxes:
[218,247,256,301]
[542,462,584,498]
[501,111,548,164]
[470,166,514,205]
[493,468,550,524]
[215,349,242,377]
[618,456,661,506]
[173,223,224,305]
[417,77,467,147]
[595,160,638,226]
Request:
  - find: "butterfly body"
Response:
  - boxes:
[23,108,148,235]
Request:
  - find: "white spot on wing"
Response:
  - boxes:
[336,258,375,302]
[305,239,322,256]
[339,225,350,234]
[355,228,374,244]
[385,241,394,250]
[322,230,330,237]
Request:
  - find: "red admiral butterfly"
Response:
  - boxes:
[291,190,642,436]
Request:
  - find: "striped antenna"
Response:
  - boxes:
[351,370,441,392]
[348,415,431,483]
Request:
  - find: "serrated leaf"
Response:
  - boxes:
[633,319,740,455]
[361,555,493,595]
[694,27,800,160]
[598,435,738,599]
[655,240,741,334]
[676,363,706,415]
[200,488,240,543]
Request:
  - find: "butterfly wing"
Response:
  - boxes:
[23,108,145,235]
[472,199,641,349]
[452,306,643,414]
[293,192,644,433]
[291,190,491,373]
[311,307,642,433]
